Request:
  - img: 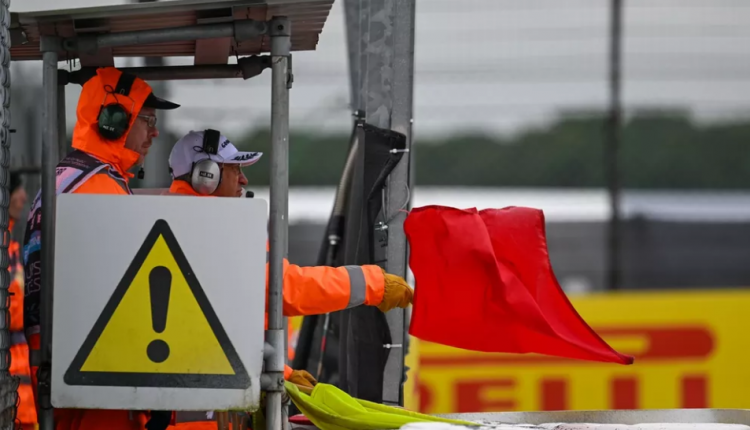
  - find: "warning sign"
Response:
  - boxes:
[64,219,249,388]
[51,194,268,411]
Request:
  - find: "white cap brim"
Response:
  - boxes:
[220,151,263,167]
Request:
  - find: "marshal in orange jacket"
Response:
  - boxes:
[22,66,179,430]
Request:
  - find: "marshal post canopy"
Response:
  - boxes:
[10,0,333,67]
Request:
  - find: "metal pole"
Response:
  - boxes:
[0,0,18,427]
[604,0,624,291]
[606,0,623,291]
[63,20,267,52]
[39,35,60,430]
[266,15,291,430]
[343,0,362,113]
[64,61,271,85]
[382,0,415,407]
[348,0,415,406]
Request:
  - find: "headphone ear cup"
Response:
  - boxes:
[98,104,131,140]
[191,159,222,195]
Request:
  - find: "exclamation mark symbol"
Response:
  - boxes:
[147,266,171,363]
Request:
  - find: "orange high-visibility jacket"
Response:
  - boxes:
[23,67,157,430]
[8,219,37,428]
[166,180,387,430]
[167,181,386,325]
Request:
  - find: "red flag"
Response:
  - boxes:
[404,205,633,365]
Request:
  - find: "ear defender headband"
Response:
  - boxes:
[190,129,223,195]
[97,72,137,141]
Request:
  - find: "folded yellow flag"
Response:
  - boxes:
[285,381,478,430]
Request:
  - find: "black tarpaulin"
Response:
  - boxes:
[291,120,406,403]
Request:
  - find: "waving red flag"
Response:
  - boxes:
[404,205,633,365]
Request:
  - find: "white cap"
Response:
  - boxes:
[168,130,263,178]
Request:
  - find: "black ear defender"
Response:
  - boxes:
[190,129,223,195]
[97,72,137,141]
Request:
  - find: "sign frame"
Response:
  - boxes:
[51,194,268,411]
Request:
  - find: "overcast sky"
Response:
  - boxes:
[11,0,750,139]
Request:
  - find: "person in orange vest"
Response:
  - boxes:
[21,66,180,430]
[164,129,413,428]
[7,171,36,429]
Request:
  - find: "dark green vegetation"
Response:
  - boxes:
[198,110,750,189]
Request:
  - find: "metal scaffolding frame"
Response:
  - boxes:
[5,0,334,428]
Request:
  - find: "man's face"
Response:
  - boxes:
[124,107,159,164]
[211,163,248,197]
[9,187,26,221]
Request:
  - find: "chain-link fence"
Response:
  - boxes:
[0,0,19,429]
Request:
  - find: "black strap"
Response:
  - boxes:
[114,72,136,96]
[203,129,221,155]
[59,150,107,194]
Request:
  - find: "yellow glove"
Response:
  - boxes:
[288,369,318,389]
[377,271,414,313]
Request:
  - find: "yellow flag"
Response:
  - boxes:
[285,381,477,430]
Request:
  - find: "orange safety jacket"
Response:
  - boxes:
[22,67,156,430]
[166,180,387,429]
[8,219,37,428]
[167,181,386,326]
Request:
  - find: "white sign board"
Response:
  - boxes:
[52,194,268,411]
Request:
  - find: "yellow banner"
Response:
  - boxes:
[411,289,750,414]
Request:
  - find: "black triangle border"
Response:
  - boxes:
[63,219,251,389]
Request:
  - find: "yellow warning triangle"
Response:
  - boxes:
[64,219,250,389]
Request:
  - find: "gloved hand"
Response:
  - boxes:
[288,369,318,389]
[377,270,414,313]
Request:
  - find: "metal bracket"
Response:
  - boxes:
[375,221,389,255]
[64,36,98,55]
[36,363,52,410]
[269,16,291,38]
[260,372,285,392]
[389,148,410,154]
[238,55,272,80]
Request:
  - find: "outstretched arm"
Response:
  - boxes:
[270,260,386,317]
